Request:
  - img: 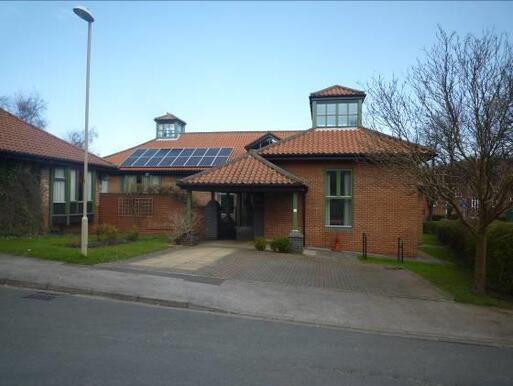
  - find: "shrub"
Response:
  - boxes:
[487,222,513,294]
[126,225,139,241]
[0,160,43,236]
[169,209,200,245]
[270,237,290,253]
[425,219,513,295]
[254,237,267,251]
[423,221,439,235]
[96,223,119,244]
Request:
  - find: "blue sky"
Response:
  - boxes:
[1,1,512,156]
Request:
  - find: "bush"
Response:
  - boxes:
[0,160,43,236]
[487,222,513,294]
[270,237,290,253]
[126,225,139,241]
[425,219,513,295]
[254,237,267,251]
[96,224,119,244]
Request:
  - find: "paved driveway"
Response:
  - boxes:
[101,241,446,300]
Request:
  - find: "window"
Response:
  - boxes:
[123,174,160,193]
[148,175,160,186]
[325,170,352,227]
[100,176,109,193]
[69,169,77,201]
[53,168,65,203]
[157,123,178,138]
[217,192,235,214]
[316,102,359,128]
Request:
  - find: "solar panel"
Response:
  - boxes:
[120,148,146,167]
[212,156,229,166]
[205,148,220,156]
[132,148,159,167]
[121,147,233,168]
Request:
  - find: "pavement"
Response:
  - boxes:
[1,244,513,348]
[100,241,447,299]
[2,286,512,386]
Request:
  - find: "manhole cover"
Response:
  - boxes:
[23,292,60,301]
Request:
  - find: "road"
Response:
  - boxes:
[1,286,512,386]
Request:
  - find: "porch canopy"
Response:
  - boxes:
[177,151,307,193]
[177,151,307,244]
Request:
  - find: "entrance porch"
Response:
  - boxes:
[177,152,308,252]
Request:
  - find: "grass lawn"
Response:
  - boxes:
[359,234,513,309]
[0,234,172,265]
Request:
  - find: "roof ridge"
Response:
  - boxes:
[257,127,316,155]
[103,138,158,159]
[310,84,365,96]
[0,108,114,167]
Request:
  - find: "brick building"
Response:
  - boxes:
[0,108,115,232]
[102,85,426,256]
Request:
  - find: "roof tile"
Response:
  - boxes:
[106,130,301,168]
[310,85,366,98]
[178,152,305,187]
[259,127,419,157]
[0,108,114,168]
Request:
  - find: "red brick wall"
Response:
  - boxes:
[265,160,424,257]
[264,191,304,239]
[98,193,205,237]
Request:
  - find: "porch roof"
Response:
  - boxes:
[177,151,307,192]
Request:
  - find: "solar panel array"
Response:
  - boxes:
[121,148,233,168]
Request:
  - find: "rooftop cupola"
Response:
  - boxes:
[154,113,186,139]
[309,85,365,128]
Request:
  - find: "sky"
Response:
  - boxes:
[1,1,512,156]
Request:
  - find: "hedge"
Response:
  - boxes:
[0,159,43,236]
[424,220,513,294]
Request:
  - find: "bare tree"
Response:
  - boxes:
[366,28,513,293]
[66,127,98,150]
[0,92,47,129]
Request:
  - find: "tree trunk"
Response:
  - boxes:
[426,199,434,221]
[473,232,488,294]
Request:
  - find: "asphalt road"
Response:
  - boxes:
[1,286,512,386]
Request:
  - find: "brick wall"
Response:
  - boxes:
[98,193,205,236]
[266,160,424,257]
[264,191,304,239]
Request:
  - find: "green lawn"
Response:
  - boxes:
[359,235,513,309]
[0,234,172,265]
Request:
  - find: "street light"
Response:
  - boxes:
[73,5,94,256]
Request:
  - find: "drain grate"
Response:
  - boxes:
[23,292,60,301]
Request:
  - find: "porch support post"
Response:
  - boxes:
[292,191,298,231]
[186,189,192,225]
[288,190,304,254]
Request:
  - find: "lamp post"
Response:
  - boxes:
[73,6,94,256]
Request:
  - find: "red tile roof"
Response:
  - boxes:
[154,113,185,122]
[0,108,114,168]
[259,127,423,157]
[105,130,302,169]
[310,85,366,98]
[178,151,306,188]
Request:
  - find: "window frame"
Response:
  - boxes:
[314,99,361,128]
[324,169,353,229]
